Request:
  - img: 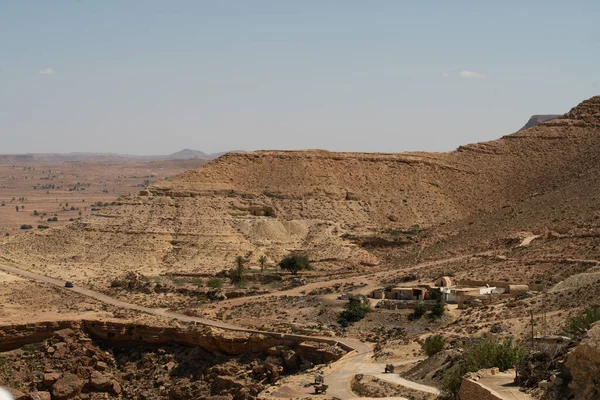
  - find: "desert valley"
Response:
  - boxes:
[0,96,599,400]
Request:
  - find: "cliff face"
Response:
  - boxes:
[0,321,347,400]
[566,323,600,400]
[3,97,600,284]
[0,320,347,363]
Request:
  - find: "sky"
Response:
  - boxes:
[1,1,599,155]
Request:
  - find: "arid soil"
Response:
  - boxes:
[0,159,206,236]
[351,374,436,400]
[3,98,600,290]
[2,97,600,399]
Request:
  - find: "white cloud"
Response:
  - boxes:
[460,70,486,79]
[442,72,451,78]
[39,68,55,75]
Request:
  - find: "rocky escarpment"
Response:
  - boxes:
[4,96,600,283]
[0,321,348,400]
[565,322,600,400]
[0,320,348,359]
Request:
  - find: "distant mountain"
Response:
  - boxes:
[519,114,561,131]
[0,149,240,164]
[167,149,210,160]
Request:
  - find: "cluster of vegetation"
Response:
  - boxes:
[229,256,248,286]
[384,224,422,237]
[278,254,312,275]
[441,336,527,399]
[430,296,446,318]
[410,301,427,320]
[37,225,49,230]
[422,334,447,357]
[564,306,600,338]
[258,255,267,272]
[20,224,33,230]
[206,277,223,289]
[410,290,445,320]
[338,298,371,327]
[47,216,58,222]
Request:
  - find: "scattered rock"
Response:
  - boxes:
[51,373,84,399]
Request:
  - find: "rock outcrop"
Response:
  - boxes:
[565,323,600,400]
[0,321,348,400]
[4,96,600,285]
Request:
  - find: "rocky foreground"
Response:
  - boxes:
[0,322,347,400]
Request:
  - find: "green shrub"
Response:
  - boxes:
[440,336,527,399]
[279,254,312,275]
[37,225,49,230]
[20,224,33,230]
[338,298,371,327]
[430,298,446,319]
[206,277,223,289]
[410,302,427,320]
[564,306,600,338]
[422,334,447,357]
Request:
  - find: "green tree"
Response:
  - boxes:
[430,297,446,319]
[338,298,371,327]
[410,301,427,320]
[422,334,447,357]
[230,256,248,284]
[279,254,312,275]
[258,255,268,272]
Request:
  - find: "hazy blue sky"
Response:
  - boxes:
[1,1,599,155]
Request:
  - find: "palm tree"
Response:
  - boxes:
[258,255,267,273]
[230,255,248,284]
[235,255,247,271]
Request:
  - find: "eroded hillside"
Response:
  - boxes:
[2,97,600,287]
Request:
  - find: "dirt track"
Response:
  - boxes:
[0,262,439,399]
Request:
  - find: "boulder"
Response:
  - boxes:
[54,329,77,343]
[29,392,52,400]
[95,360,108,371]
[51,373,84,399]
[53,342,68,359]
[566,323,600,399]
[280,348,300,370]
[212,376,244,393]
[43,372,62,387]
[89,370,119,393]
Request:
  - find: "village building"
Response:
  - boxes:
[369,275,531,309]
[369,286,429,301]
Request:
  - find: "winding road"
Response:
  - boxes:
[0,262,439,399]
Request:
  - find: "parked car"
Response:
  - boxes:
[64,281,74,288]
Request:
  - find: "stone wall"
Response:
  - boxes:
[458,377,504,400]
[458,369,506,400]
[0,320,79,351]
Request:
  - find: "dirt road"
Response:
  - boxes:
[0,262,439,399]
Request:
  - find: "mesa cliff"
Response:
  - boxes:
[2,97,600,285]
